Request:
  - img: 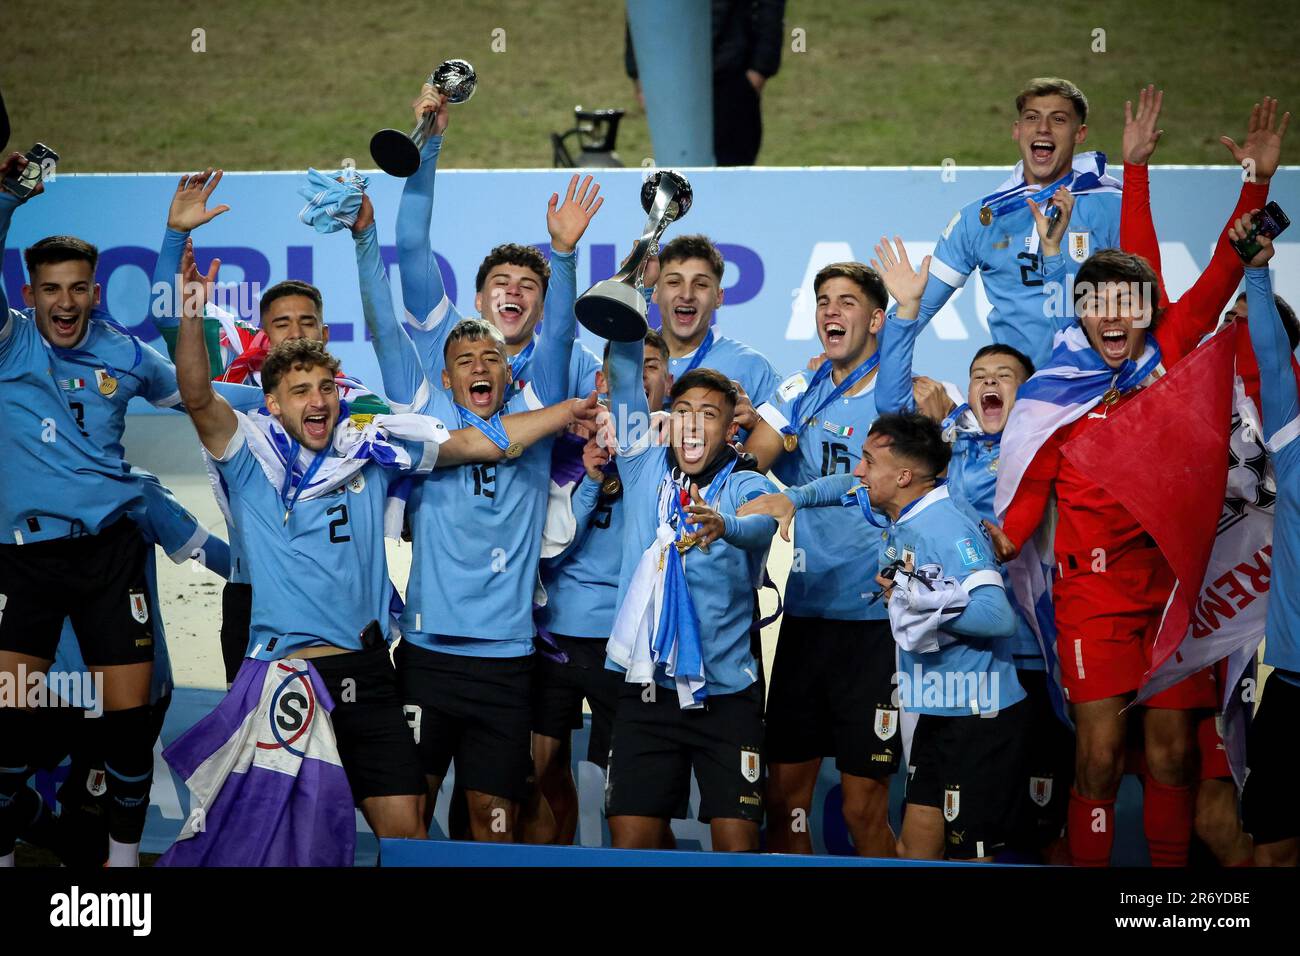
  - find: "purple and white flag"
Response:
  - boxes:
[157,658,356,867]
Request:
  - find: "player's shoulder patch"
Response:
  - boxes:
[777,372,809,403]
[941,210,963,241]
[956,536,985,567]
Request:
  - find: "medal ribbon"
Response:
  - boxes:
[509,337,536,384]
[279,444,329,523]
[681,328,716,375]
[780,353,880,442]
[455,404,512,452]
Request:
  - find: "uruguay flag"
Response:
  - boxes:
[157,658,356,867]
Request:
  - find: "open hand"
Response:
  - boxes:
[168,168,230,232]
[547,174,603,254]
[1220,96,1291,184]
[1122,85,1164,166]
[685,484,726,547]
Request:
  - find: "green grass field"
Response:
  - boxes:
[5,0,1300,172]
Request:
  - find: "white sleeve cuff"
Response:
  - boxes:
[960,569,1005,593]
[928,255,969,290]
[1268,413,1300,454]
[757,401,790,433]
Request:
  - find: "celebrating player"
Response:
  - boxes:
[917,77,1121,366]
[736,262,900,857]
[601,330,779,852]
[985,97,1286,866]
[525,331,673,844]
[171,243,597,843]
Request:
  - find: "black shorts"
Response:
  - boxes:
[764,616,901,779]
[220,582,253,687]
[531,634,621,769]
[311,642,425,804]
[396,642,534,803]
[0,517,155,667]
[907,699,1030,860]
[1242,670,1300,845]
[1019,668,1074,845]
[605,680,764,824]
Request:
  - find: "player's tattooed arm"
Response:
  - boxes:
[437,392,601,466]
[176,242,238,456]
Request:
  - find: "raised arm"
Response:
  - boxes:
[395,85,462,378]
[151,170,232,361]
[1236,225,1299,444]
[609,337,649,453]
[871,236,932,414]
[1119,85,1169,305]
[1161,99,1289,360]
[532,174,603,404]
[0,151,43,326]
[176,245,238,455]
[350,195,429,412]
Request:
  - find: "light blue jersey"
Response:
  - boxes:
[880,485,1024,716]
[666,331,779,409]
[540,475,623,639]
[876,311,1043,669]
[922,178,1121,367]
[756,362,886,620]
[213,416,433,660]
[1244,268,1300,680]
[401,389,557,656]
[608,337,778,695]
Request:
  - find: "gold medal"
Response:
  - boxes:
[505,441,523,459]
[979,206,993,227]
[675,533,699,555]
[97,373,118,397]
[601,475,622,496]
[1101,387,1121,406]
[783,432,798,453]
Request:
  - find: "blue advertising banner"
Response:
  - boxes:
[5,165,1297,413]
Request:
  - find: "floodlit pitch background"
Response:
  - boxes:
[8,0,1300,691]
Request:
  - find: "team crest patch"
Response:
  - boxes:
[902,546,916,567]
[777,373,808,402]
[943,787,961,822]
[86,768,107,798]
[873,707,898,741]
[1068,231,1090,264]
[348,473,366,494]
[129,589,149,624]
[957,537,983,567]
[1029,776,1053,808]
[740,748,761,783]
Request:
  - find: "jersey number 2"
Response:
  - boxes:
[327,503,351,543]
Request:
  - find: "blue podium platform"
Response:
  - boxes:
[378,839,985,867]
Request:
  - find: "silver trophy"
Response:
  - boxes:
[370,59,477,177]
[575,169,692,341]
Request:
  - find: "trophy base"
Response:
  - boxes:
[370,129,421,178]
[575,280,649,342]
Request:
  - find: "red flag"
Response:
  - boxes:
[1060,325,1237,680]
